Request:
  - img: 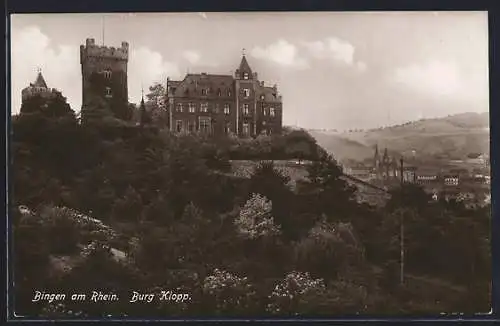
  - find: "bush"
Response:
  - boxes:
[201,268,257,314]
[38,206,81,255]
[234,193,280,239]
[294,219,365,281]
[266,271,326,315]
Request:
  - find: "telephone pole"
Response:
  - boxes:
[399,157,405,285]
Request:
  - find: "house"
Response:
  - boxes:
[443,175,459,186]
[166,53,283,137]
[402,166,417,183]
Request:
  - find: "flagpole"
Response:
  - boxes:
[102,15,105,46]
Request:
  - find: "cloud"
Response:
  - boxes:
[10,26,81,114]
[392,60,462,97]
[10,26,181,113]
[251,39,308,69]
[302,37,366,71]
[128,46,180,104]
[356,61,367,72]
[182,50,201,65]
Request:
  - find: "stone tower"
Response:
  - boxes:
[234,52,258,137]
[21,69,57,104]
[80,38,129,121]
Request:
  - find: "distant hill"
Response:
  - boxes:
[308,112,490,163]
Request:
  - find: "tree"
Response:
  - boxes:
[234,193,280,239]
[294,218,365,281]
[285,141,312,163]
[111,186,143,222]
[80,94,114,125]
[297,153,357,221]
[247,161,299,239]
[145,82,167,126]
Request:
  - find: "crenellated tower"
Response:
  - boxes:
[80,38,129,121]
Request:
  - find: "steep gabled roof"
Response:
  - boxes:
[33,72,48,88]
[238,55,253,75]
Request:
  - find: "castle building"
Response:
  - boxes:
[80,38,129,121]
[166,53,283,137]
[21,69,59,104]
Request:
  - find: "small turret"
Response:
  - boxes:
[139,88,147,126]
[235,50,253,80]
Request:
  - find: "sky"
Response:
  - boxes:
[10,12,489,130]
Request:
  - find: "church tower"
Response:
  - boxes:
[234,50,258,137]
[80,38,129,121]
[139,88,150,126]
[373,144,380,171]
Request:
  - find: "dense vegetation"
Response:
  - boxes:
[11,95,491,318]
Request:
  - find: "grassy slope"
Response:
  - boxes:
[308,112,489,162]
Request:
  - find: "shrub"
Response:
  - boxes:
[234,193,280,239]
[266,271,326,315]
[201,268,257,314]
[294,218,365,280]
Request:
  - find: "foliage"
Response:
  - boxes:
[297,153,357,221]
[234,193,280,239]
[266,271,327,315]
[11,101,492,317]
[201,269,257,314]
[294,218,365,281]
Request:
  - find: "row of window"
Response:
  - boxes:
[175,117,225,134]
[187,87,270,101]
[198,88,256,98]
[200,88,232,97]
[176,103,230,114]
[175,102,277,116]
[174,119,272,136]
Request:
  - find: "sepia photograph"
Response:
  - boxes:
[9,11,491,318]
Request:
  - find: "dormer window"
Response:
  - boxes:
[105,87,112,98]
[243,72,249,80]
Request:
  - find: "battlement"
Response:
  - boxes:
[80,38,129,62]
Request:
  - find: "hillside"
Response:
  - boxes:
[308,112,490,162]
